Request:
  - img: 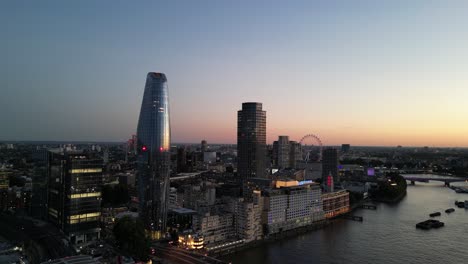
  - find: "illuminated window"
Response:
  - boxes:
[68,192,101,199]
[69,168,102,174]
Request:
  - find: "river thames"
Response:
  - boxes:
[223,180,468,264]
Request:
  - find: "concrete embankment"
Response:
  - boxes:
[210,220,330,258]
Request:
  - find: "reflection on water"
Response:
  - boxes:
[223,181,468,264]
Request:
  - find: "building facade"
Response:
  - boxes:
[0,169,10,191]
[289,141,302,169]
[322,148,339,184]
[262,182,324,235]
[322,190,350,218]
[201,140,207,153]
[31,149,50,219]
[48,152,103,244]
[273,136,290,169]
[237,102,267,183]
[192,212,235,245]
[136,72,171,237]
[226,194,263,243]
[341,144,351,153]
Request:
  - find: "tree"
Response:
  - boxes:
[170,229,178,244]
[102,184,130,206]
[372,173,407,202]
[113,216,150,261]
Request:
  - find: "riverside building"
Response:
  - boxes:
[262,180,324,235]
[322,189,350,218]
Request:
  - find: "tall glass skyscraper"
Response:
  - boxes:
[136,72,171,237]
[237,102,267,183]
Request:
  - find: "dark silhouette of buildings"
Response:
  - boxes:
[201,140,207,153]
[322,148,339,185]
[341,144,351,153]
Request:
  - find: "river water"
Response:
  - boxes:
[223,180,468,264]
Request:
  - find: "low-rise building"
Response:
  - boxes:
[192,211,235,245]
[322,190,350,218]
[225,193,263,243]
[178,233,204,250]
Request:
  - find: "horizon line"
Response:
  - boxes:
[1,140,468,149]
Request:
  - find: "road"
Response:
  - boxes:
[152,244,228,264]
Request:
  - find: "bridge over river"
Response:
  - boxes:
[402,174,468,186]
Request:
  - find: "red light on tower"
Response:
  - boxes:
[327,174,334,192]
[142,145,147,152]
[159,147,164,152]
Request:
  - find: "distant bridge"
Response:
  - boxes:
[402,174,468,186]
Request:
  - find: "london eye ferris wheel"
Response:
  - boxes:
[299,134,323,162]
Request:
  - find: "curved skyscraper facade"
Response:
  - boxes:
[136,72,171,237]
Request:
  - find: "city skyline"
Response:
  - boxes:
[3,1,468,147]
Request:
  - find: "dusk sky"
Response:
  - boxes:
[2,1,468,146]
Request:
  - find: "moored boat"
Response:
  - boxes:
[429,212,441,217]
[445,208,455,213]
[416,219,444,230]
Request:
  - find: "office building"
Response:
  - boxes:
[0,169,10,191]
[136,72,171,238]
[262,181,324,235]
[0,169,10,212]
[322,148,339,184]
[31,149,50,219]
[289,141,302,168]
[201,140,207,152]
[273,137,302,169]
[177,147,187,173]
[322,190,350,218]
[192,211,235,245]
[48,152,103,244]
[203,152,217,164]
[341,144,351,153]
[272,136,290,169]
[237,102,267,182]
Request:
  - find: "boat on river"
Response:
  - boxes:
[429,212,441,217]
[416,219,444,230]
[445,208,455,213]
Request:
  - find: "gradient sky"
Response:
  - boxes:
[2,1,468,146]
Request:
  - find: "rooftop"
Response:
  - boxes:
[170,207,197,215]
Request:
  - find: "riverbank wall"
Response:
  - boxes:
[209,220,330,258]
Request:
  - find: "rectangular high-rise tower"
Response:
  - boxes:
[48,152,103,245]
[273,136,290,169]
[136,72,171,238]
[237,102,267,183]
[322,148,339,184]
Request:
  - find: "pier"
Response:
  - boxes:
[342,215,363,222]
[360,204,377,210]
